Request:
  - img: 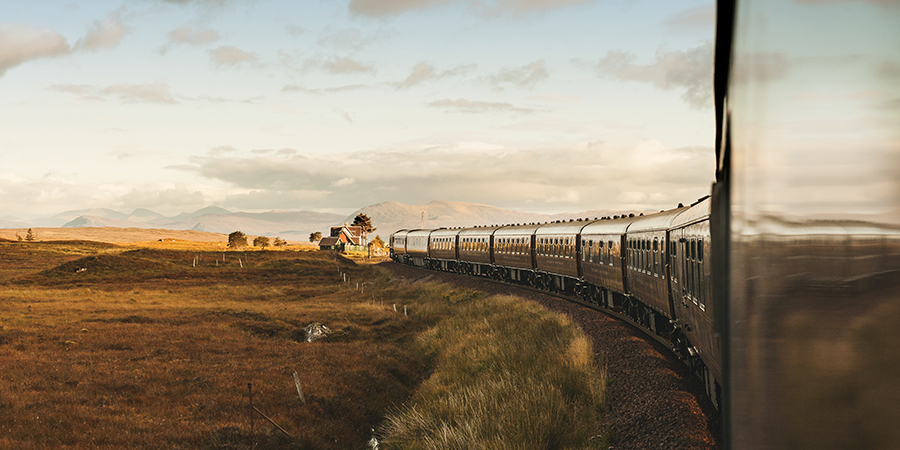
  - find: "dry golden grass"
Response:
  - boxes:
[0,237,607,449]
[0,241,429,449]
[380,292,607,450]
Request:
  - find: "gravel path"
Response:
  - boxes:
[380,262,721,450]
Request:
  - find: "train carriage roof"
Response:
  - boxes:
[534,220,595,236]
[457,226,504,237]
[580,217,636,235]
[428,228,461,237]
[671,196,711,229]
[493,223,542,236]
[391,229,410,238]
[625,206,691,233]
[406,229,433,238]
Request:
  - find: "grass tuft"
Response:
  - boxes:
[380,294,606,450]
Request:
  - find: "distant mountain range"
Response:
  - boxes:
[2,201,648,242]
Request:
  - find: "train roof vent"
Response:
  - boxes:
[678,203,684,208]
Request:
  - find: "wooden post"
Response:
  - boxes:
[393,304,397,312]
[248,383,254,430]
[292,371,306,404]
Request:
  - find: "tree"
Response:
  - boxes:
[228,231,248,248]
[309,231,322,242]
[273,237,286,247]
[253,236,270,248]
[352,214,376,234]
[371,235,385,248]
[352,214,376,245]
[25,228,35,241]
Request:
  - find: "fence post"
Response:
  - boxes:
[248,383,254,430]
[292,371,306,404]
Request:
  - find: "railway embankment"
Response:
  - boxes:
[382,261,721,450]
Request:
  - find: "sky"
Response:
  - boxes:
[0,0,718,219]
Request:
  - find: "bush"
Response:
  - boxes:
[227,231,247,248]
[253,236,270,248]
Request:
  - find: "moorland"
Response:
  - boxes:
[0,234,606,449]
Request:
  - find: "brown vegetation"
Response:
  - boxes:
[0,237,609,449]
[0,240,430,449]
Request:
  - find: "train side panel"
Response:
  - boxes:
[624,207,688,318]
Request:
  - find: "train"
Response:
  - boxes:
[388,0,900,447]
[389,194,722,408]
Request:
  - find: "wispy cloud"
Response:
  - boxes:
[158,26,220,54]
[0,23,70,76]
[49,83,179,104]
[1,12,130,77]
[429,98,541,114]
[303,55,375,74]
[663,5,715,30]
[281,84,370,94]
[395,62,476,89]
[284,23,307,36]
[209,45,260,67]
[348,0,596,18]
[485,60,549,91]
[587,41,713,109]
[74,11,130,52]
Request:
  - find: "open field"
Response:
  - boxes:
[0,236,606,449]
[0,227,317,247]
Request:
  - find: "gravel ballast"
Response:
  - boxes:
[380,261,721,450]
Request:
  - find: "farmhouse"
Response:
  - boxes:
[319,223,366,252]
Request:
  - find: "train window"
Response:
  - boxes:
[698,239,704,262]
[691,239,696,260]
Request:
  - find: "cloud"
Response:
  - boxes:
[1,13,132,77]
[281,83,370,94]
[317,27,375,51]
[159,26,220,54]
[49,83,179,104]
[74,11,130,51]
[395,62,476,89]
[485,60,549,91]
[303,55,375,74]
[348,0,595,18]
[285,24,307,36]
[178,141,714,212]
[209,45,260,67]
[527,93,582,103]
[429,98,541,114]
[590,41,713,109]
[0,23,70,76]
[663,5,715,29]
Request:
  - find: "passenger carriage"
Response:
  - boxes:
[404,229,431,267]
[427,228,461,272]
[579,216,635,308]
[491,223,540,283]
[533,219,592,292]
[456,226,499,276]
[623,206,689,332]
